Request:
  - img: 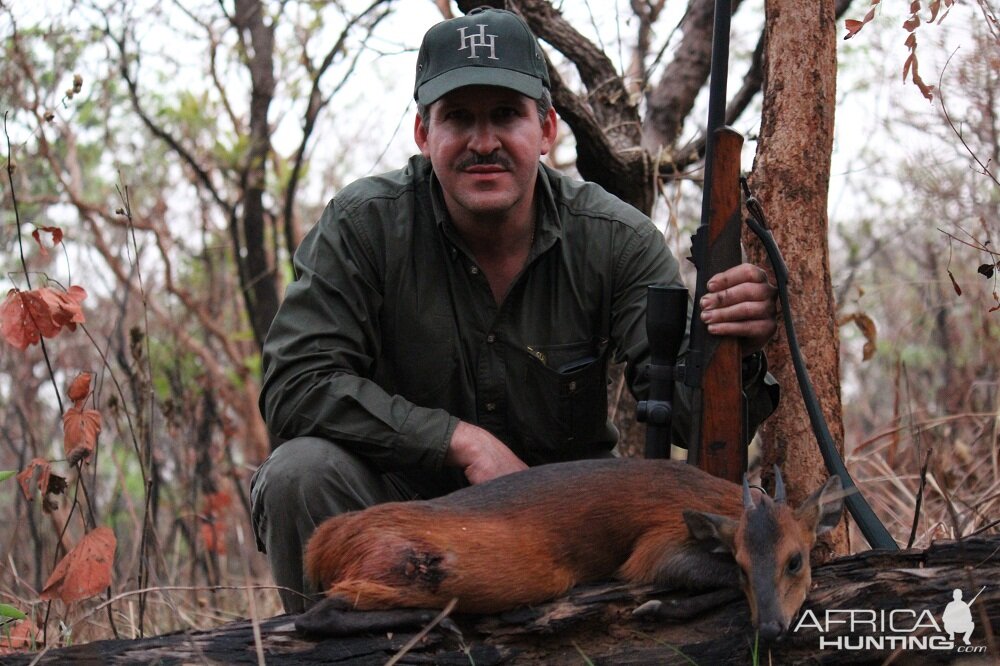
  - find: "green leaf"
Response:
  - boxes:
[0,603,27,620]
[0,470,16,483]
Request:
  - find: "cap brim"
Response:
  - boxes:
[416,67,544,105]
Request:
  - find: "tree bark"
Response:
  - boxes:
[233,0,281,351]
[748,0,848,558]
[514,0,655,214]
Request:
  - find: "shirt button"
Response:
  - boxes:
[485,402,497,412]
[486,333,496,344]
[469,266,480,275]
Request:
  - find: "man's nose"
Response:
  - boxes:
[468,120,501,154]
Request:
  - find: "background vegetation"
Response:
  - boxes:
[0,0,997,651]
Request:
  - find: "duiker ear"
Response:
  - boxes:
[683,510,738,553]
[796,475,844,536]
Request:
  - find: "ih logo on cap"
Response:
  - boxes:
[457,24,499,60]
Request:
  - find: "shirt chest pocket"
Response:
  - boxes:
[508,338,610,454]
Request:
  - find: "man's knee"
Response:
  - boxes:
[251,437,387,529]
[250,437,399,613]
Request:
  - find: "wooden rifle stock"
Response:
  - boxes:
[687,128,746,483]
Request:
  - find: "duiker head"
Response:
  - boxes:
[684,468,843,641]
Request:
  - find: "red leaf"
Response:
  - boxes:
[200,519,228,555]
[38,285,87,331]
[63,406,102,464]
[1,290,56,349]
[203,489,233,515]
[903,15,921,32]
[40,526,116,603]
[844,19,865,38]
[200,490,233,555]
[0,618,39,654]
[68,372,93,406]
[30,225,63,257]
[15,458,64,502]
[16,458,51,502]
[947,270,962,296]
[928,0,941,22]
[838,312,879,361]
[0,286,88,350]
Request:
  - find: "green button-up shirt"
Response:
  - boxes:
[260,155,774,494]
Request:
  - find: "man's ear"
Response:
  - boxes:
[414,112,430,157]
[683,510,738,554]
[539,106,557,156]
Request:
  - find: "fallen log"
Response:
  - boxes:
[4,535,997,664]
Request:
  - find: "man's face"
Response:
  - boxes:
[414,86,557,223]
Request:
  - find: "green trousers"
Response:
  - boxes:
[249,437,454,613]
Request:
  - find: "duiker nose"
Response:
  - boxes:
[758,620,784,642]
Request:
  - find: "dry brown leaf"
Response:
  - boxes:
[1,290,57,349]
[203,489,233,515]
[200,519,228,556]
[844,19,865,37]
[15,459,69,505]
[844,1,881,39]
[200,490,233,555]
[838,312,878,361]
[38,285,87,331]
[928,0,942,21]
[30,225,63,257]
[0,286,88,350]
[40,526,116,603]
[0,617,39,654]
[63,406,102,464]
[948,269,963,295]
[67,372,93,406]
[14,457,68,502]
[16,458,50,501]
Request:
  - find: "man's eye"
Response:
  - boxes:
[442,109,468,122]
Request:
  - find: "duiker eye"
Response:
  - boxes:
[786,553,803,575]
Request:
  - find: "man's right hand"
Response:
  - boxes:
[445,421,528,485]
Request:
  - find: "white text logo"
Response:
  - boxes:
[458,25,498,60]
[793,587,987,655]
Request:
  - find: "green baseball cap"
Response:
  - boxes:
[414,7,550,105]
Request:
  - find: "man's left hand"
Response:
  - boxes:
[699,263,777,356]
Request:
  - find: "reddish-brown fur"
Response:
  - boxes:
[306,458,744,613]
[304,457,840,634]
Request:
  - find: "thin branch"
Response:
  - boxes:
[938,49,1000,189]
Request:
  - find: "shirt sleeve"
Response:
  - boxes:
[258,200,457,471]
[610,222,778,449]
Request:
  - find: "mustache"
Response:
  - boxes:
[457,152,512,170]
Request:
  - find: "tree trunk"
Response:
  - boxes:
[234,0,281,351]
[748,0,848,558]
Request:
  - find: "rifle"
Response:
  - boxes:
[637,0,743,473]
[683,0,746,483]
[640,0,899,550]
